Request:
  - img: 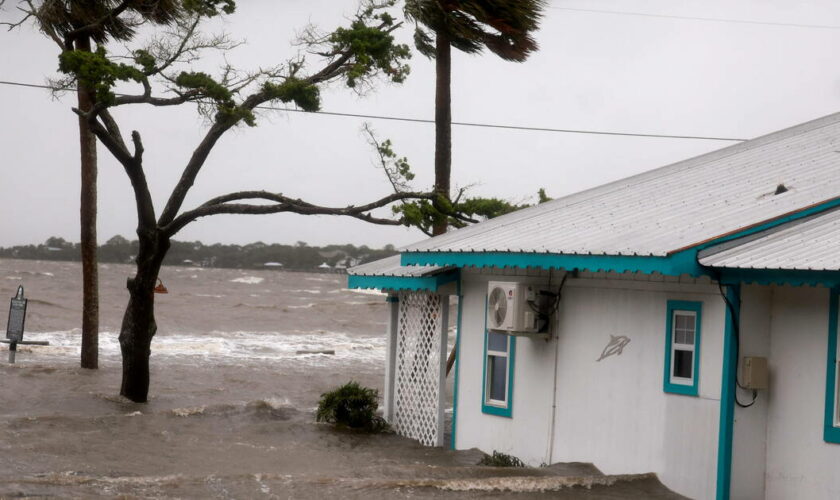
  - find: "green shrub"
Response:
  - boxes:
[316,381,388,432]
[478,451,526,467]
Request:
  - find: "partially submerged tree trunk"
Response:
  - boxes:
[76,35,99,370]
[119,232,169,402]
[432,31,452,237]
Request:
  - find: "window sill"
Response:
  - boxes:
[664,383,699,397]
[482,403,513,418]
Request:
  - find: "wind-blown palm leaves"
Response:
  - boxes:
[32,0,231,46]
[404,0,545,61]
[403,0,546,235]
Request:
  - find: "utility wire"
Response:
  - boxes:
[552,6,840,31]
[0,78,748,142]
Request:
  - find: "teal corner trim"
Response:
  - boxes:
[347,271,458,292]
[450,280,463,450]
[824,289,840,444]
[716,284,740,500]
[480,297,516,418]
[402,250,705,277]
[663,300,702,397]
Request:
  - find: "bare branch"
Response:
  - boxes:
[162,189,436,237]
[131,130,144,162]
[74,107,156,229]
[99,109,127,152]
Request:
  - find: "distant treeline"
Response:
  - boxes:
[0,236,398,271]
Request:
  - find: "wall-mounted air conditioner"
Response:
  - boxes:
[487,281,540,334]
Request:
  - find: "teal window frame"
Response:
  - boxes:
[481,298,516,417]
[664,300,702,397]
[825,289,840,444]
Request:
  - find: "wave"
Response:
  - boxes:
[230,276,264,284]
[18,329,385,366]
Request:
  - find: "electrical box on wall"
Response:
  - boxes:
[742,356,769,390]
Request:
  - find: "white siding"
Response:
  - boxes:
[453,271,725,499]
[764,286,840,499]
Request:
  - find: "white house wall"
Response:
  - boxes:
[764,285,840,499]
[453,270,726,500]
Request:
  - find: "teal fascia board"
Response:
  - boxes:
[402,250,706,277]
[825,289,840,444]
[716,284,740,500]
[717,268,840,288]
[347,271,458,292]
[663,300,702,397]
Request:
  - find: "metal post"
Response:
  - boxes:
[436,294,450,447]
[8,341,16,364]
[383,294,400,423]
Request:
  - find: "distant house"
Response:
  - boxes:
[263,262,283,268]
[318,262,332,270]
[347,113,840,499]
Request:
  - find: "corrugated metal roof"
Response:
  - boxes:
[404,112,840,257]
[699,208,840,271]
[347,255,448,277]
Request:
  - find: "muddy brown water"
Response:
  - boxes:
[0,259,683,499]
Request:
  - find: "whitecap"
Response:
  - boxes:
[230,276,264,284]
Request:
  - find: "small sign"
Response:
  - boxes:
[6,286,27,343]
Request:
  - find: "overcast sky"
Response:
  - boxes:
[2,0,840,249]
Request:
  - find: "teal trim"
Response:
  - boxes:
[347,271,458,292]
[481,296,516,418]
[663,300,702,396]
[825,289,840,444]
[402,250,705,277]
[716,285,740,500]
[717,268,840,288]
[450,278,463,450]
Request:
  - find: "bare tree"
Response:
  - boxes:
[17,0,443,402]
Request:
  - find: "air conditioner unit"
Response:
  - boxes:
[487,281,540,334]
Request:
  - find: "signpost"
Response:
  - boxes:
[4,286,48,363]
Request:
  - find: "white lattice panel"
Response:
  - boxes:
[392,292,445,446]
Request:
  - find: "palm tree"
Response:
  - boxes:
[31,0,184,369]
[404,0,546,235]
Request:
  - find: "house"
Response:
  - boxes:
[347,112,840,500]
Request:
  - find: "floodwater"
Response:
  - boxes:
[0,259,683,499]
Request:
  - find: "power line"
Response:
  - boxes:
[552,6,840,31]
[0,78,748,142]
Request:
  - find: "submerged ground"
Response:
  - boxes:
[0,259,683,498]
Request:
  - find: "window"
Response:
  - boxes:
[664,300,702,396]
[825,290,840,443]
[482,299,515,417]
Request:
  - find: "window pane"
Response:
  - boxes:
[676,314,690,330]
[673,349,693,379]
[683,330,695,344]
[489,355,507,402]
[488,332,508,353]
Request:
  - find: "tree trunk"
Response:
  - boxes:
[76,35,99,369]
[119,233,169,403]
[432,31,452,236]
